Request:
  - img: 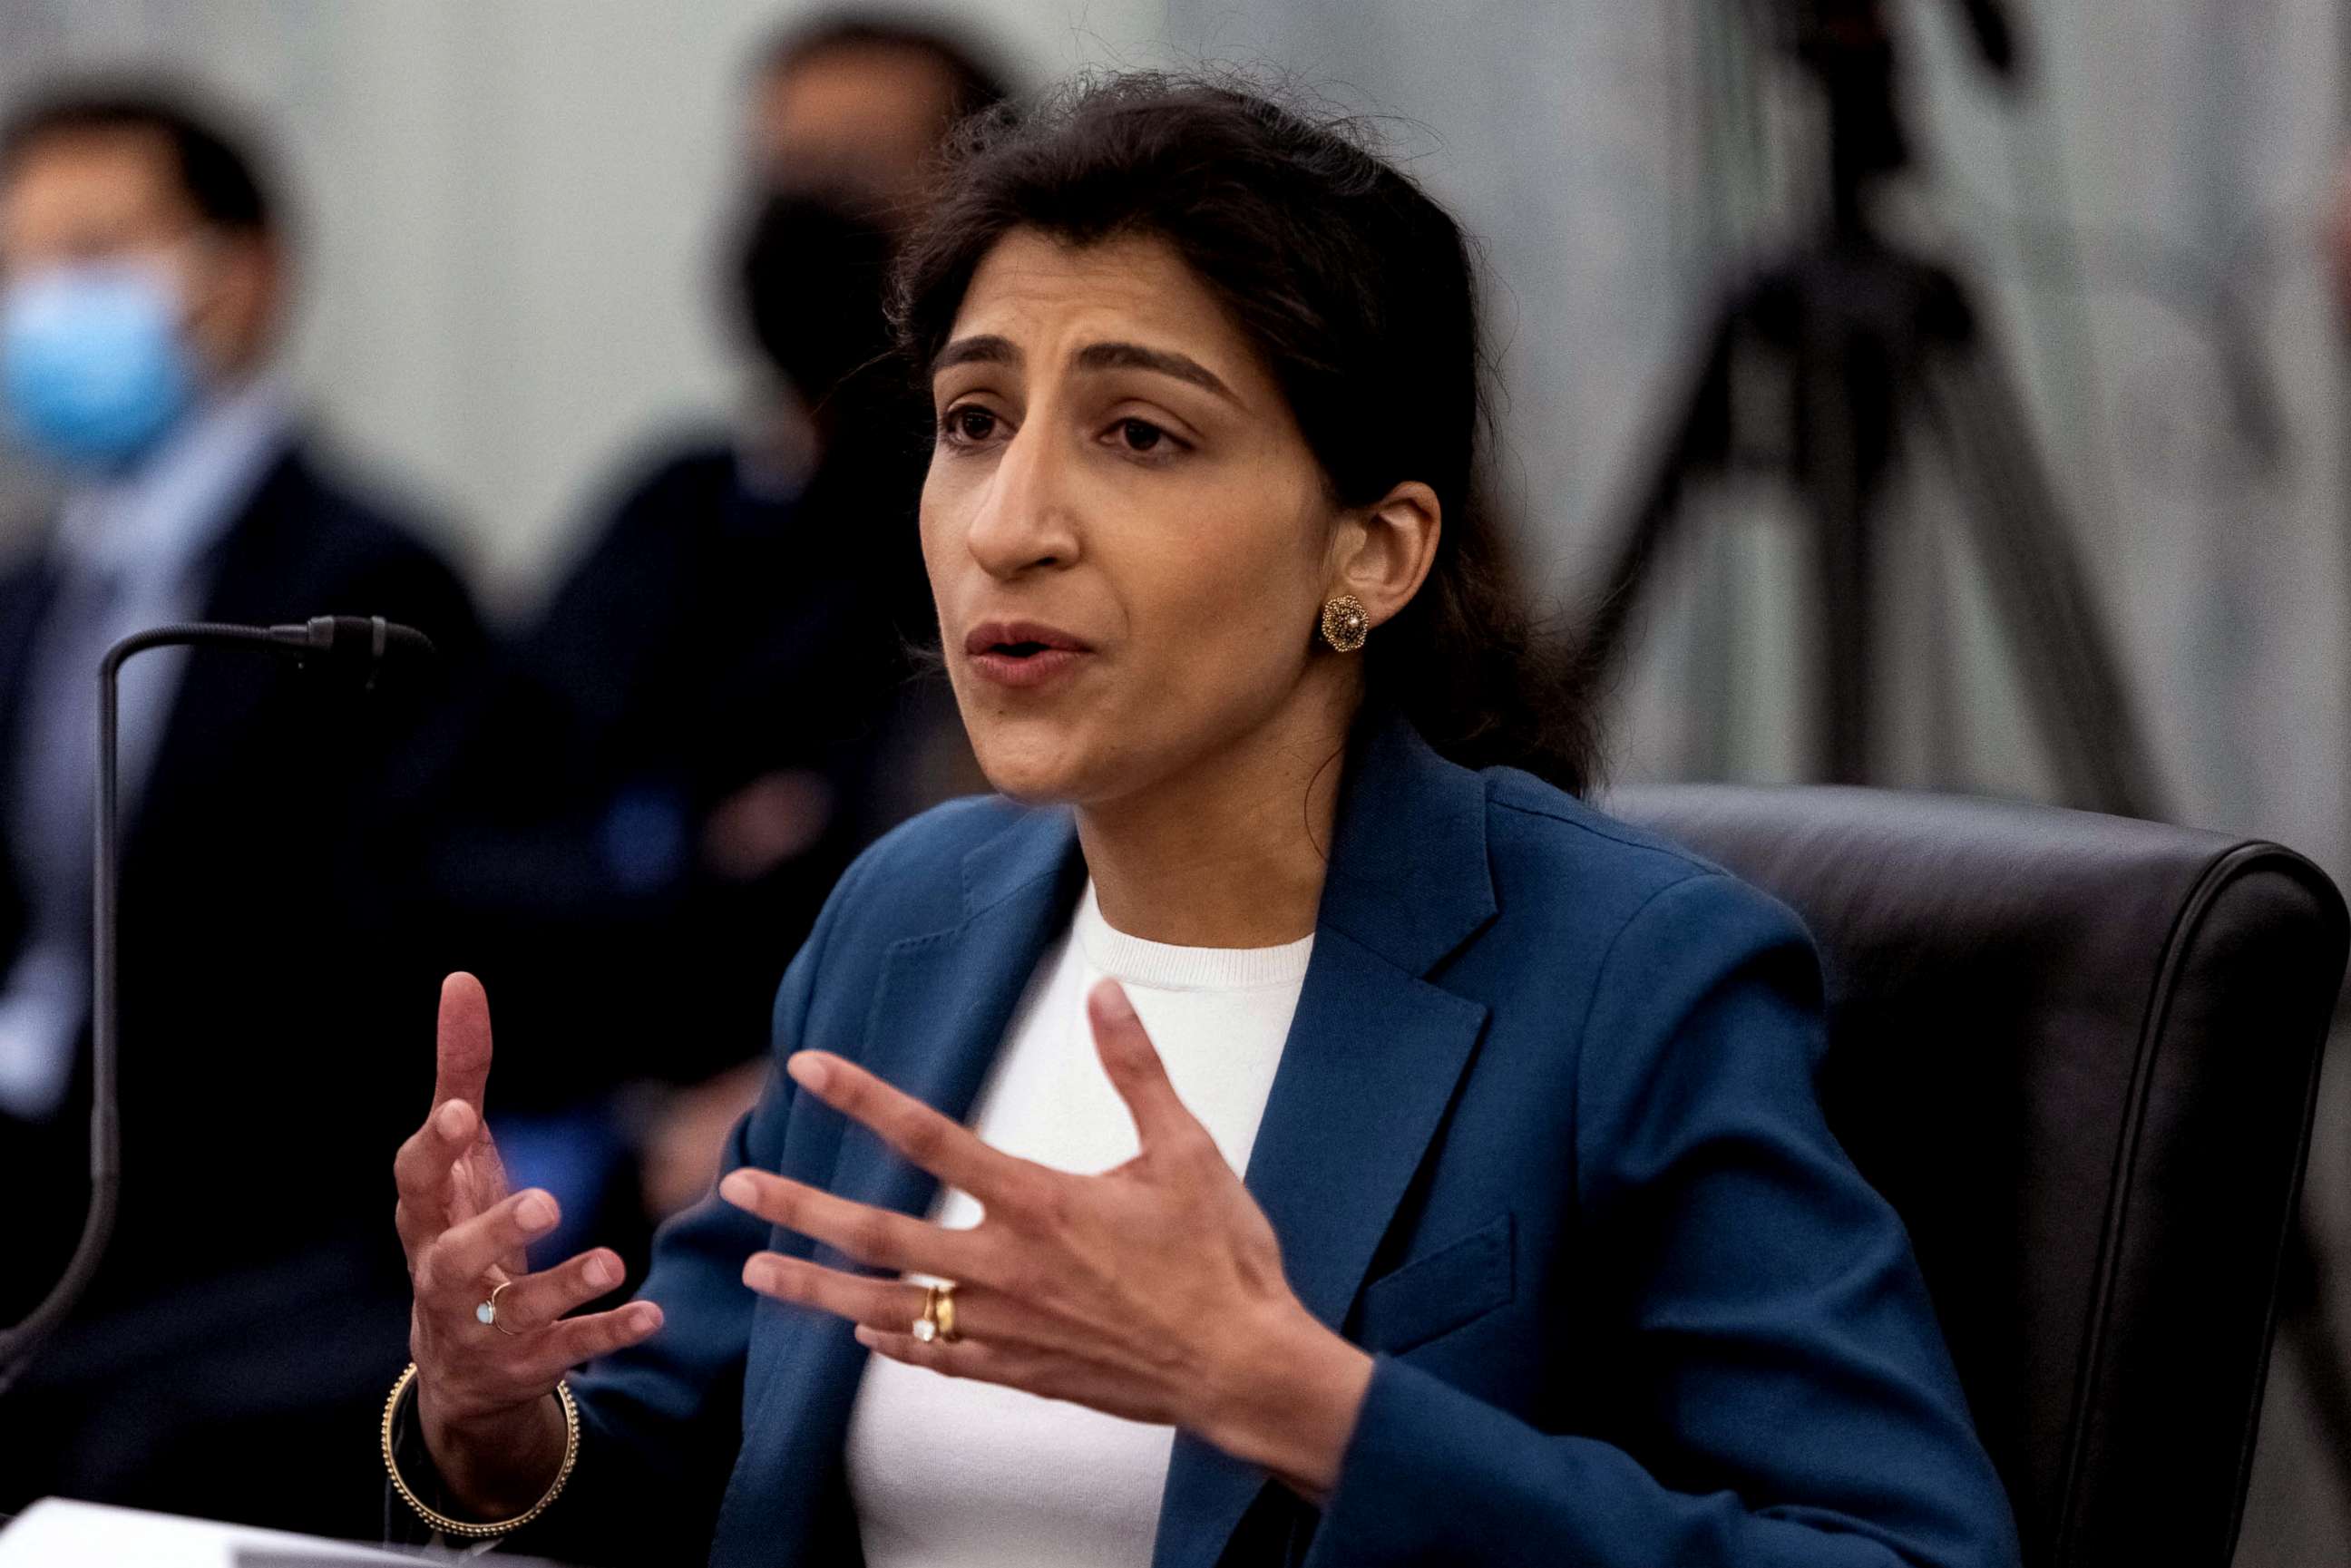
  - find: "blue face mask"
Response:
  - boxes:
[0,262,197,471]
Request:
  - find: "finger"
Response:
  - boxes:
[747,1259,1060,1352]
[854,1324,1010,1386]
[481,1247,628,1335]
[719,1169,988,1281]
[784,1052,1038,1204]
[1087,980,1206,1151]
[416,1187,561,1305]
[394,1096,476,1212]
[522,1299,665,1382]
[392,1099,480,1254]
[855,1324,1155,1424]
[742,1252,930,1332]
[855,1325,1102,1412]
[433,972,494,1115]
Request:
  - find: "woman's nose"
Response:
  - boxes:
[964,423,1080,579]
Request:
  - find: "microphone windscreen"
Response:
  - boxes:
[300,616,439,691]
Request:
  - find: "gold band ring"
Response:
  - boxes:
[912,1281,961,1345]
[935,1281,960,1344]
[478,1279,525,1338]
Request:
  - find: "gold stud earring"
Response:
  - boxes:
[1319,594,1369,653]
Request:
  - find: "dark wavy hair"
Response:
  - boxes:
[891,73,1598,794]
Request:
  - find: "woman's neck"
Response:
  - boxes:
[1076,687,1356,950]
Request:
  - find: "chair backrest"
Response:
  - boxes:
[1605,784,2346,1568]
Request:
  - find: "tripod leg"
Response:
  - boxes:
[1575,308,1742,695]
[1916,337,2166,819]
[1799,314,1896,784]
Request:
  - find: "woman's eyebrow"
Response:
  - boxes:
[932,334,1020,373]
[1074,341,1240,404]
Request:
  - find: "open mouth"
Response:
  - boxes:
[964,621,1091,687]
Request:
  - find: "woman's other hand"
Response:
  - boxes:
[391,972,666,1518]
[720,979,1372,1501]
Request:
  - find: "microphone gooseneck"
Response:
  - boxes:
[0,615,435,1396]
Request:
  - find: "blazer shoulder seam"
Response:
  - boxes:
[1576,866,1735,1021]
[1563,866,1732,1204]
[1487,791,1725,881]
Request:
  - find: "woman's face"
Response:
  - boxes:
[921,228,1351,808]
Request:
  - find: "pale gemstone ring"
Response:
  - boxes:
[478,1279,524,1337]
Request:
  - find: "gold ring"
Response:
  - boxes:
[934,1281,961,1344]
[477,1279,525,1338]
[911,1281,961,1345]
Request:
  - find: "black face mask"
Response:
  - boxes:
[735,186,896,410]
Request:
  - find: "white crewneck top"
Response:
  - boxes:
[844,881,1314,1568]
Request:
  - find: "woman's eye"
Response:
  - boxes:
[1115,417,1167,453]
[941,405,999,444]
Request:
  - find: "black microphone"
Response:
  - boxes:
[0,615,437,1395]
[268,614,440,693]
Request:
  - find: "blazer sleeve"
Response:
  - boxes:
[384,842,873,1564]
[1303,872,2022,1568]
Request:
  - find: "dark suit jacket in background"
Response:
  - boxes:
[414,714,2022,1568]
[0,440,481,1535]
[408,432,926,1121]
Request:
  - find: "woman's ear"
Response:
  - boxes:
[1330,481,1442,630]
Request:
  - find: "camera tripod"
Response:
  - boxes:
[1578,0,2161,817]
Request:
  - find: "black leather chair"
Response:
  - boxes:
[1607,785,2347,1568]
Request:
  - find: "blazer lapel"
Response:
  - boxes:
[1153,716,1496,1568]
[825,806,1087,1239]
[727,803,1086,1553]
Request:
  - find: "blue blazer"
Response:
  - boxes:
[518,717,2021,1567]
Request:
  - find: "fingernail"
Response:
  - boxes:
[743,1257,775,1291]
[436,1100,470,1138]
[517,1192,557,1232]
[785,1053,830,1093]
[854,1324,877,1348]
[720,1171,757,1207]
[1094,980,1136,1021]
[632,1302,663,1332]
[586,1254,619,1290]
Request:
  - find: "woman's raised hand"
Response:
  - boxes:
[719,979,1372,1501]
[391,973,665,1517]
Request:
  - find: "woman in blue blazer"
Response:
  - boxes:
[384,75,2021,1567]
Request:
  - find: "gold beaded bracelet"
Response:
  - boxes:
[380,1362,580,1539]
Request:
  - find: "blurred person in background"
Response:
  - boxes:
[0,84,480,1532]
[415,15,1011,1263]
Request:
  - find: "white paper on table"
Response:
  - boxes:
[0,1498,424,1566]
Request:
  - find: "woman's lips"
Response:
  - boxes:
[968,646,1087,688]
[962,620,1092,690]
